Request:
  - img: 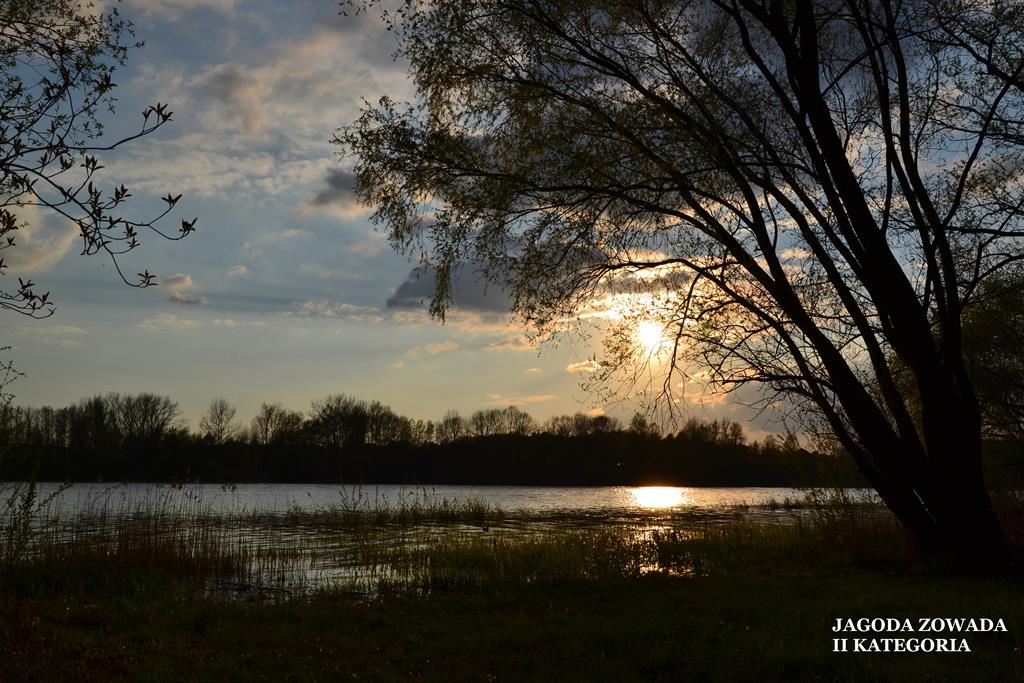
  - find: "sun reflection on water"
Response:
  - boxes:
[629,486,687,509]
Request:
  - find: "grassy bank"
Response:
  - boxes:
[1,489,1023,680]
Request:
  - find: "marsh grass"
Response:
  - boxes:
[4,484,1008,601]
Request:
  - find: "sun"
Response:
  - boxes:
[630,486,686,509]
[636,320,665,354]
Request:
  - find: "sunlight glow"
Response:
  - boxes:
[630,486,686,509]
[636,320,666,354]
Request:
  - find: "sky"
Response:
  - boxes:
[3,0,777,435]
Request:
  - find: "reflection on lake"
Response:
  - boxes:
[630,486,687,509]
[17,482,882,597]
[32,482,848,515]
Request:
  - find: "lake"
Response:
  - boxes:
[14,482,883,596]
[30,482,874,516]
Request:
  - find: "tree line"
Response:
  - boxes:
[0,392,873,486]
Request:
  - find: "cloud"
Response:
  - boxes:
[15,323,86,348]
[386,264,511,314]
[485,335,533,352]
[140,313,202,331]
[227,265,250,277]
[565,360,601,374]
[678,388,730,407]
[190,63,268,134]
[162,273,207,306]
[125,0,238,22]
[291,299,384,322]
[345,237,386,257]
[303,167,364,216]
[485,393,556,406]
[16,324,85,337]
[1,207,78,274]
[405,341,460,359]
[296,264,367,283]
[240,228,312,256]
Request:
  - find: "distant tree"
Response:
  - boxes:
[343,0,1024,557]
[503,406,536,436]
[1,0,191,317]
[109,392,182,445]
[250,403,304,447]
[410,418,436,446]
[437,409,465,443]
[198,398,239,445]
[308,394,368,449]
[365,400,413,445]
[629,413,660,437]
[542,413,621,437]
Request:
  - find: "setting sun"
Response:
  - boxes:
[636,320,666,354]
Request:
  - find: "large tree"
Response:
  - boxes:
[342,0,1024,558]
[1,0,191,317]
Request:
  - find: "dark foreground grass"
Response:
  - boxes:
[2,489,1023,681]
[1,570,1022,682]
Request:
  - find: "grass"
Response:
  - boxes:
[1,486,1022,680]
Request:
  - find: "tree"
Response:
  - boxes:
[437,409,466,443]
[308,394,369,449]
[342,0,1024,557]
[1,0,192,317]
[199,398,240,445]
[960,273,1024,448]
[109,392,182,445]
[629,412,661,437]
[250,403,304,447]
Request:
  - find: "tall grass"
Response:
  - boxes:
[3,484,983,600]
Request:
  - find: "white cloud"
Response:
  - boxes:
[565,360,601,374]
[1,206,78,274]
[485,335,534,352]
[162,273,207,306]
[241,228,314,256]
[291,299,384,323]
[405,341,460,359]
[15,323,87,348]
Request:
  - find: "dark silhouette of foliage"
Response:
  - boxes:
[0,391,882,486]
[198,398,240,445]
[339,0,1024,558]
[0,0,191,317]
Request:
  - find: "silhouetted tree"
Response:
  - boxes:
[437,409,466,443]
[629,413,660,437]
[0,0,192,317]
[366,400,413,445]
[308,394,368,449]
[110,392,182,446]
[960,273,1024,448]
[250,403,304,447]
[199,398,240,445]
[343,0,1024,557]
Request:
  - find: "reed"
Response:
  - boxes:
[5,483,1000,601]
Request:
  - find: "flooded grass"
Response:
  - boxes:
[2,487,1023,681]
[0,485,914,600]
